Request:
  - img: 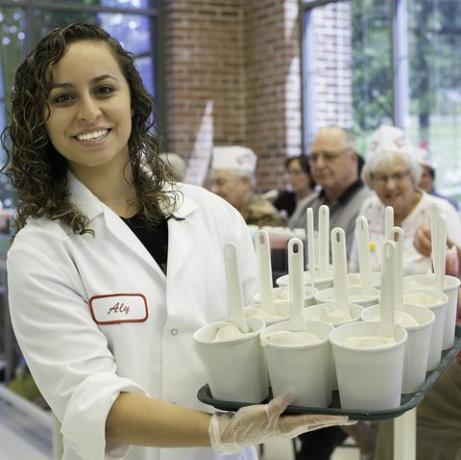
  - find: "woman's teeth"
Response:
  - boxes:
[76,129,109,141]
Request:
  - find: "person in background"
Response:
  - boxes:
[289,126,370,256]
[290,127,373,460]
[3,23,350,460]
[412,146,460,210]
[272,155,315,219]
[350,125,461,275]
[159,152,187,182]
[208,145,286,227]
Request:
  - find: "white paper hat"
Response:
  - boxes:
[212,146,257,173]
[404,145,433,169]
[368,125,409,156]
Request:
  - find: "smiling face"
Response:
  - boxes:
[371,155,418,215]
[45,40,132,179]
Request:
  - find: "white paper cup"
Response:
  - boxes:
[330,321,407,410]
[347,272,381,289]
[361,304,434,393]
[193,318,268,403]
[314,286,380,308]
[261,320,334,407]
[303,302,364,390]
[404,274,460,350]
[276,270,334,291]
[403,290,448,371]
[253,285,319,308]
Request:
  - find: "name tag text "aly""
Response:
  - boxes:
[89,293,148,325]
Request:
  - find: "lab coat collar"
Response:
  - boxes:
[67,172,199,279]
[67,172,198,222]
[67,172,105,221]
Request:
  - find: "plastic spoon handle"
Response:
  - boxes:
[430,203,439,272]
[435,215,447,296]
[318,205,330,277]
[384,206,394,241]
[223,242,249,332]
[391,227,404,310]
[255,230,275,313]
[356,216,372,293]
[288,238,305,328]
[379,240,396,338]
[306,208,316,287]
[331,228,350,313]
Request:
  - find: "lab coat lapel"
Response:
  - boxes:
[166,191,198,278]
[67,173,166,279]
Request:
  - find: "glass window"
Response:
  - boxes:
[0,7,27,200]
[34,0,154,10]
[303,0,392,154]
[407,0,461,201]
[31,11,155,95]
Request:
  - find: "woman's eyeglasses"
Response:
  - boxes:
[371,170,411,186]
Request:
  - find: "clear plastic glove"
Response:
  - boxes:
[209,393,353,454]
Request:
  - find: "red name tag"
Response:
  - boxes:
[89,293,148,325]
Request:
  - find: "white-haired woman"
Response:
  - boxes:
[350,127,461,275]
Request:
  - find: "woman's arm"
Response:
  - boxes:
[106,393,211,447]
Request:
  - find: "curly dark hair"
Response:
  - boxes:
[1,23,176,236]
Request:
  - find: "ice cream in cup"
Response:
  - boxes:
[330,241,408,410]
[261,237,334,407]
[194,242,268,402]
[404,212,461,350]
[403,290,448,371]
[261,319,333,407]
[361,304,434,393]
[404,273,459,350]
[194,318,268,402]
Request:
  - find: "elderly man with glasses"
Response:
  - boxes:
[289,126,370,257]
[291,127,374,460]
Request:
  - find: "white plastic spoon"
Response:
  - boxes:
[331,227,351,315]
[379,240,397,338]
[355,216,373,294]
[430,203,439,272]
[223,242,249,332]
[391,227,404,310]
[318,205,330,277]
[435,214,447,296]
[255,230,276,314]
[384,206,394,241]
[288,238,305,329]
[306,208,316,287]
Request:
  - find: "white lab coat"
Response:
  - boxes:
[8,174,259,460]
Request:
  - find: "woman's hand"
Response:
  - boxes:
[209,394,352,454]
[413,224,433,257]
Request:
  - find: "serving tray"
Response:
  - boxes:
[197,325,461,421]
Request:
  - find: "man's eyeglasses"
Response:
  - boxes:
[309,148,350,163]
[371,170,411,186]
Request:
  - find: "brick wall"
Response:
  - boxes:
[162,0,302,190]
[312,2,353,131]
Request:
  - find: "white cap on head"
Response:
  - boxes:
[404,145,433,169]
[368,125,409,156]
[212,146,257,173]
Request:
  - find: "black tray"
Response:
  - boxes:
[197,325,461,421]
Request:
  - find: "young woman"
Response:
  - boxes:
[2,24,348,460]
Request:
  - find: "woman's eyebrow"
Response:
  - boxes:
[49,74,119,90]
